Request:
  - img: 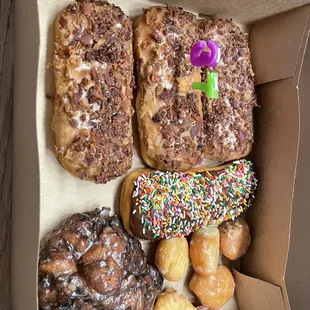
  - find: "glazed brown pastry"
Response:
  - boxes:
[190,227,219,276]
[38,208,163,309]
[199,18,257,162]
[134,6,204,171]
[189,265,235,309]
[52,0,134,183]
[120,160,257,241]
[219,217,251,260]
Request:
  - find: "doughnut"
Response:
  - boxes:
[134,6,204,171]
[189,265,235,308]
[219,217,251,260]
[120,159,258,240]
[190,227,219,275]
[52,0,134,183]
[155,237,189,282]
[199,18,257,162]
[38,208,163,309]
[155,289,196,310]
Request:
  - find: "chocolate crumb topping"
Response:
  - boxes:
[52,0,134,183]
[199,18,257,161]
[135,6,203,170]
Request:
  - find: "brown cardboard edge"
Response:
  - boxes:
[294,13,310,85]
[285,29,310,310]
[12,0,41,309]
[233,269,286,310]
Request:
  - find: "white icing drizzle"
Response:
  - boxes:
[71,111,92,131]
[212,97,238,149]
[93,61,107,70]
[223,123,237,147]
[68,62,91,83]
[158,67,173,90]
[168,32,180,39]
[91,102,101,112]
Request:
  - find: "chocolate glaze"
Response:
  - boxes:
[130,196,156,240]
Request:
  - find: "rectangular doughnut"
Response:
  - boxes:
[134,6,204,171]
[199,18,257,161]
[52,0,134,183]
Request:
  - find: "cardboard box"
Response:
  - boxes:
[13,0,310,309]
[238,6,310,309]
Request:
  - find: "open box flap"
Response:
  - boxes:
[243,77,299,309]
[233,269,286,310]
[285,34,310,310]
[247,8,310,309]
[250,5,310,86]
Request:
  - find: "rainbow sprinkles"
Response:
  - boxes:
[132,160,258,239]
